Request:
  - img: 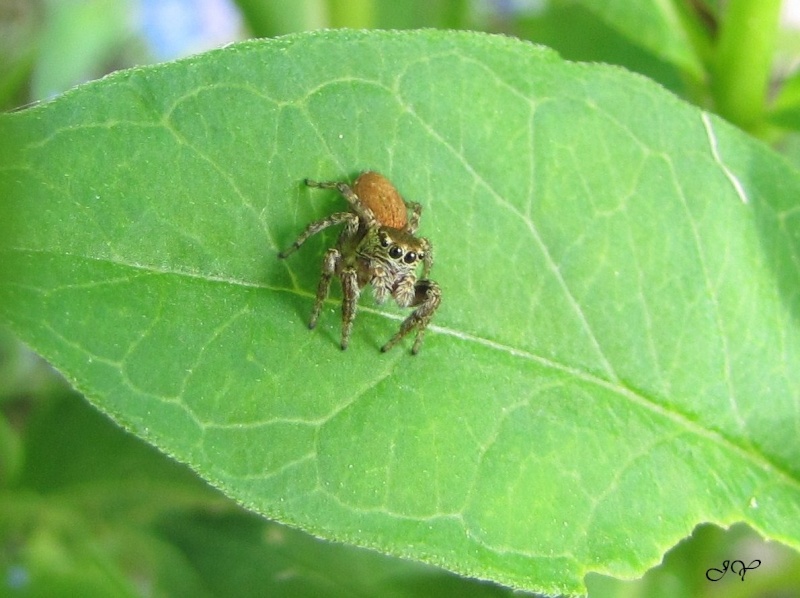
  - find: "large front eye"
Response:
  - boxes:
[389,245,404,259]
[403,251,417,264]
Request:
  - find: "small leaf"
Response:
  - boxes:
[1,30,799,595]
[572,0,704,79]
[515,1,688,96]
[770,69,800,131]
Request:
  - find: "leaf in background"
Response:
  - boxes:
[374,0,472,30]
[572,0,705,80]
[1,30,799,595]
[514,1,688,97]
[769,69,800,132]
[232,0,325,38]
[31,0,136,99]
[1,391,219,597]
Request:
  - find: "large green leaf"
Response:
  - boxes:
[1,30,799,596]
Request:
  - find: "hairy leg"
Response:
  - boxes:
[278,212,357,259]
[340,268,361,350]
[310,248,340,329]
[381,279,441,354]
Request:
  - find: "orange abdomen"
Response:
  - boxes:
[353,171,408,229]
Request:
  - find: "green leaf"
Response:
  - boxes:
[1,30,799,596]
[572,0,705,80]
[159,511,517,598]
[31,0,135,99]
[514,1,689,97]
[232,0,325,38]
[770,69,800,132]
[1,391,224,597]
[5,388,511,596]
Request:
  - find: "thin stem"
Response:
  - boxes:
[711,0,782,131]
[327,0,375,28]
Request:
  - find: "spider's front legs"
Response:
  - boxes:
[305,247,362,351]
[339,268,361,350]
[309,248,339,330]
[279,211,361,342]
[381,279,441,355]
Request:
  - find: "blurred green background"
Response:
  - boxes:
[3,1,800,596]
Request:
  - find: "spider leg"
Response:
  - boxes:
[305,178,360,208]
[306,178,376,225]
[419,238,434,279]
[278,212,357,258]
[309,247,340,329]
[305,178,349,193]
[381,279,441,355]
[405,201,423,234]
[340,267,361,350]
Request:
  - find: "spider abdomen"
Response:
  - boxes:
[353,171,408,229]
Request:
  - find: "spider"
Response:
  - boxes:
[278,171,441,354]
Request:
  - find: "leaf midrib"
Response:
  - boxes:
[5,245,797,492]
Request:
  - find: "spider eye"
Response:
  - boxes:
[388,245,404,259]
[403,251,417,264]
[379,233,390,248]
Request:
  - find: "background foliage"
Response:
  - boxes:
[2,1,800,597]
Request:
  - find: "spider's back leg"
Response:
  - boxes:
[278,212,357,258]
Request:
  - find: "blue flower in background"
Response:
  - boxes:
[138,0,242,60]
[6,565,29,590]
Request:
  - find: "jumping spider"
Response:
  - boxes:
[278,171,441,354]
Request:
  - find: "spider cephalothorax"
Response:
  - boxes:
[278,171,441,354]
